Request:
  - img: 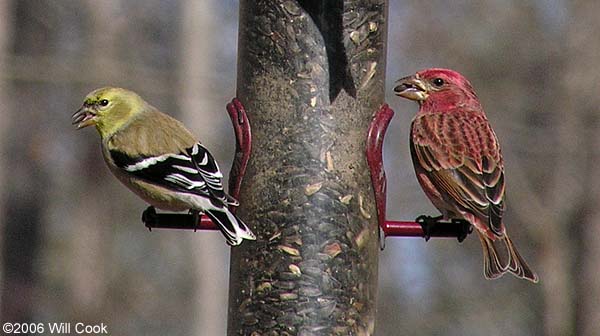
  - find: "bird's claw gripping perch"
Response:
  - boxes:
[453,219,473,243]
[415,215,443,241]
[142,206,205,231]
[189,210,201,232]
[142,206,158,231]
[415,215,473,242]
[142,98,252,231]
[365,104,474,244]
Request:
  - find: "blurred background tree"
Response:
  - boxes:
[0,1,595,335]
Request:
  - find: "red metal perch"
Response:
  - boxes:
[144,99,472,242]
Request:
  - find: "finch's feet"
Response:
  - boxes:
[142,206,158,231]
[142,207,206,230]
[415,215,473,242]
[416,215,443,241]
[453,219,473,243]
[189,209,201,232]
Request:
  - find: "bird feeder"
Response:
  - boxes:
[142,1,471,335]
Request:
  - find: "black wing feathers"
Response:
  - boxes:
[110,143,234,206]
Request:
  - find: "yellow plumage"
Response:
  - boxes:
[72,87,256,245]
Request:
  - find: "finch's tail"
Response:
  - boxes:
[204,208,256,246]
[477,231,538,283]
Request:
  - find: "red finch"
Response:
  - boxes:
[394,68,538,282]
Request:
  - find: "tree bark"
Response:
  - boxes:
[228,1,387,335]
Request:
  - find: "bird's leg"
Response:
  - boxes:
[452,219,473,243]
[142,207,210,231]
[415,215,443,241]
[142,206,158,231]
[189,209,201,232]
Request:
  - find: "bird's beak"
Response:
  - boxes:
[71,106,97,129]
[394,75,429,101]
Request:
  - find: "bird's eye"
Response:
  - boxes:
[432,78,445,87]
[99,99,109,106]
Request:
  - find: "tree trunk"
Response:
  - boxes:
[228,1,387,335]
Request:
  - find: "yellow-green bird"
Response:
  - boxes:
[72,87,256,245]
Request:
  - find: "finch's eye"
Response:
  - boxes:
[432,78,445,87]
[99,99,109,106]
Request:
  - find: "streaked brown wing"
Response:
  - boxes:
[410,111,505,236]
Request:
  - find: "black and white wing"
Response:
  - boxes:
[109,143,236,206]
[110,143,255,245]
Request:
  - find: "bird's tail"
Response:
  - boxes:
[204,208,256,246]
[477,231,538,283]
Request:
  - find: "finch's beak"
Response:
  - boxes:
[71,106,97,129]
[394,75,429,101]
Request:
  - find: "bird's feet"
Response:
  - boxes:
[142,206,158,231]
[453,219,473,243]
[142,207,207,231]
[189,209,201,232]
[416,215,443,241]
[416,215,473,242]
